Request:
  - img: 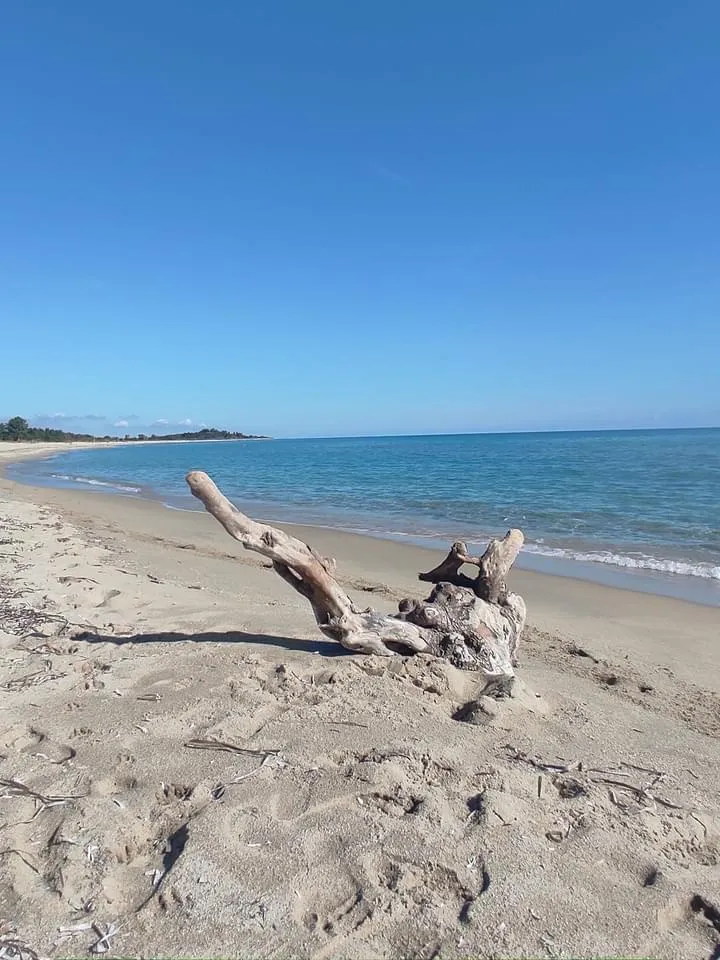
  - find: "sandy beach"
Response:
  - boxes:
[1,444,719,959]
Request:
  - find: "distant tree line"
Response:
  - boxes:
[132,427,266,441]
[0,417,267,443]
[0,417,102,442]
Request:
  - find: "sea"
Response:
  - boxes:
[7,429,720,606]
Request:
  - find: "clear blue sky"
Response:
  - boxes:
[1,1,719,438]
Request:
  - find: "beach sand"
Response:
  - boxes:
[0,444,718,958]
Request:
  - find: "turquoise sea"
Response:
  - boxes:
[8,429,720,606]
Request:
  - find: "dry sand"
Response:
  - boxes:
[0,444,719,958]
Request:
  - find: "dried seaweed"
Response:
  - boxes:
[504,746,683,810]
[1,668,65,692]
[0,778,86,814]
[0,922,40,960]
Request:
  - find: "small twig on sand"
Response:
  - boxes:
[588,776,682,809]
[229,755,280,784]
[505,746,580,774]
[620,761,665,777]
[321,720,370,729]
[567,644,600,664]
[689,813,708,839]
[0,849,40,873]
[90,921,125,955]
[184,738,281,758]
[58,922,94,935]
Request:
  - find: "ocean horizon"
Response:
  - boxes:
[7,427,720,607]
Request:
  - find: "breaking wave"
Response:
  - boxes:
[51,474,142,495]
[521,542,720,581]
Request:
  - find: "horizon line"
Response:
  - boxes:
[274,424,719,440]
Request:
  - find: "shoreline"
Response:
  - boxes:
[0,437,265,459]
[0,439,122,459]
[2,440,719,608]
[1,467,719,692]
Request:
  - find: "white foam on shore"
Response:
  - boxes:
[51,474,142,495]
[328,525,720,581]
[339,525,720,582]
[520,543,720,580]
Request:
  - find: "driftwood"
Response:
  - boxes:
[418,532,523,604]
[186,472,527,692]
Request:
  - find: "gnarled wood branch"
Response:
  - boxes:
[186,471,526,690]
[186,471,428,657]
[419,529,524,603]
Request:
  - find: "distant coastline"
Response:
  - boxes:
[116,428,270,442]
[0,416,269,444]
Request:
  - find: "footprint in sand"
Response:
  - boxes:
[4,725,76,765]
[292,874,371,941]
[158,783,195,803]
[373,856,480,924]
[360,790,425,818]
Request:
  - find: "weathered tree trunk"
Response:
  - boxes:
[418,531,524,604]
[186,471,526,692]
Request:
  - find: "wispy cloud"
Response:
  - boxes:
[26,413,207,433]
[34,413,107,423]
[370,162,412,186]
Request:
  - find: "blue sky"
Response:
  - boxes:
[1,1,719,438]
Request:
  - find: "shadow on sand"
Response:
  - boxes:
[75,628,347,658]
